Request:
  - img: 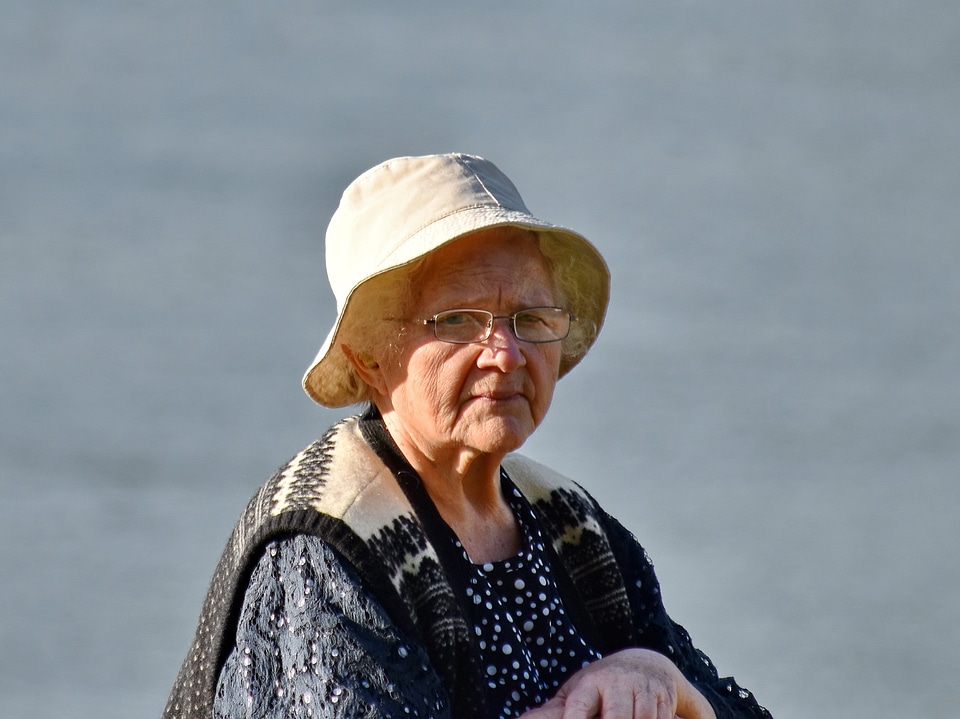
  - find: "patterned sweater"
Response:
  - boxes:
[163,412,771,719]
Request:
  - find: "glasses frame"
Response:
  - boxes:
[417,306,575,345]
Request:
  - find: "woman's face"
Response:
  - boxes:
[372,228,563,463]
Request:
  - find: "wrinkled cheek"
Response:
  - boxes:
[525,379,554,429]
[530,351,562,427]
[532,389,555,427]
[431,386,469,437]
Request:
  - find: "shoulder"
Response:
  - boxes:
[503,453,606,536]
[262,414,392,519]
[502,453,593,501]
[231,414,414,553]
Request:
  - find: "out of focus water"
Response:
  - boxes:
[2,2,958,717]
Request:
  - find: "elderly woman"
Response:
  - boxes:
[164,154,771,719]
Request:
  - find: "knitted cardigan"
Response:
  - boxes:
[163,413,771,719]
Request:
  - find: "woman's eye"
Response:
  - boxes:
[437,312,475,326]
[515,312,545,327]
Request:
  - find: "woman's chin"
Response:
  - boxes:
[463,416,537,456]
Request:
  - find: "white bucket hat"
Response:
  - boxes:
[302,153,610,407]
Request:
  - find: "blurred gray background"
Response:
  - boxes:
[2,2,958,717]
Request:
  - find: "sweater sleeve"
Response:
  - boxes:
[213,534,450,719]
[600,513,773,719]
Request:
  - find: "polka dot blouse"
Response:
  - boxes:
[453,482,602,718]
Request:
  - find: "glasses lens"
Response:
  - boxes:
[513,307,571,342]
[433,310,491,343]
[430,308,571,343]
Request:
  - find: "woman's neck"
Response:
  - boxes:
[422,468,521,564]
[378,410,522,563]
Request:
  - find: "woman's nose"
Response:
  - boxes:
[478,319,526,370]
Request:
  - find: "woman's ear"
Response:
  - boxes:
[341,344,388,396]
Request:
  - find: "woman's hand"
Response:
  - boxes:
[519,648,717,719]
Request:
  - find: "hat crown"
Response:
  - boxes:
[326,153,530,309]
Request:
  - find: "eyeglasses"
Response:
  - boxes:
[418,307,574,344]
